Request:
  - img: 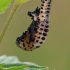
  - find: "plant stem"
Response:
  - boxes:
[0,4,19,43]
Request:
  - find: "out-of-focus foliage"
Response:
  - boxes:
[0,0,12,14]
[0,55,48,70]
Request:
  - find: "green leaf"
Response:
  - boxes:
[2,65,27,70]
[15,0,29,6]
[0,0,12,14]
[0,64,4,68]
[0,55,48,70]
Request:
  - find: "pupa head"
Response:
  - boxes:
[27,7,40,21]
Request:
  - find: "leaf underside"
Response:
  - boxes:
[0,55,48,70]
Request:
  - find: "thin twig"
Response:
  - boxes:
[0,4,19,43]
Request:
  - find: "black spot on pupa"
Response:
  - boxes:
[46,15,49,18]
[43,1,45,3]
[41,7,43,9]
[41,24,44,26]
[48,0,52,4]
[44,19,46,21]
[34,35,36,37]
[44,29,48,32]
[37,17,40,21]
[46,20,49,23]
[36,40,39,42]
[40,28,43,30]
[41,37,45,40]
[42,15,44,17]
[48,4,50,7]
[39,32,42,34]
[46,11,50,14]
[40,42,43,44]
[23,43,25,47]
[36,31,38,33]
[41,4,44,6]
[24,48,26,50]
[41,11,43,13]
[36,46,40,48]
[47,8,50,10]
[30,47,33,49]
[32,45,34,47]
[37,36,40,39]
[45,24,49,28]
[43,33,47,36]
[23,32,26,35]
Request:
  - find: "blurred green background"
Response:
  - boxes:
[0,0,70,70]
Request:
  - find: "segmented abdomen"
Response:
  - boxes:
[16,20,49,51]
[16,0,51,51]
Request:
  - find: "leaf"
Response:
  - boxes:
[0,64,4,68]
[0,55,48,70]
[0,0,12,14]
[15,0,29,6]
[3,65,27,70]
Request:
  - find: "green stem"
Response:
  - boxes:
[0,4,19,43]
